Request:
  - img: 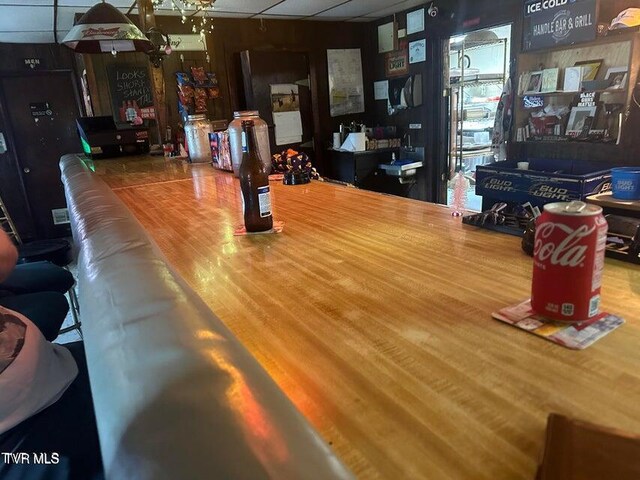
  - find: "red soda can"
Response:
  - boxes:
[531,201,608,322]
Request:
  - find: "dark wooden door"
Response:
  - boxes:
[240,50,314,156]
[0,71,81,239]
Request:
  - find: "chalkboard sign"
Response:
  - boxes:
[107,64,155,124]
[523,0,597,52]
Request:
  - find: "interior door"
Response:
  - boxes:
[0,71,81,239]
[440,25,511,211]
[240,50,314,155]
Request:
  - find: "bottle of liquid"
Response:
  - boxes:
[239,120,273,232]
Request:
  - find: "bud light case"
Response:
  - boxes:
[476,158,611,210]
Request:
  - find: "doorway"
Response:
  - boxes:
[0,71,81,239]
[442,24,512,211]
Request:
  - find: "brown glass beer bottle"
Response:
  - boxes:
[239,120,273,232]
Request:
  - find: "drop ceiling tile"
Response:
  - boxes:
[148,10,252,19]
[0,0,52,5]
[153,9,184,17]
[253,13,305,19]
[306,16,351,21]
[56,6,85,30]
[347,17,375,22]
[367,0,427,18]
[208,11,254,18]
[58,0,132,6]
[0,5,52,31]
[263,0,346,16]
[314,0,404,17]
[209,0,281,14]
[0,31,54,42]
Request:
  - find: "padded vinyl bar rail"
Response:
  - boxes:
[60,154,353,480]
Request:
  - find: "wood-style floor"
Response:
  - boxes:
[93,156,640,480]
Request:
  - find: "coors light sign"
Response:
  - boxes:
[531,201,607,322]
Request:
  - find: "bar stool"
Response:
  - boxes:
[0,196,81,336]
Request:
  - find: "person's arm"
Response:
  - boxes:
[0,230,18,282]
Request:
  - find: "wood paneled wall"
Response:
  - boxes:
[0,43,75,73]
[83,16,375,173]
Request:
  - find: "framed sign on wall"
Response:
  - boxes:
[406,8,425,35]
[385,50,409,77]
[523,0,596,51]
[409,39,426,64]
[378,21,397,53]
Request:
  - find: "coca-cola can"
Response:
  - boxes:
[531,201,608,322]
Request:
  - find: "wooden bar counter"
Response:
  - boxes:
[88,155,640,480]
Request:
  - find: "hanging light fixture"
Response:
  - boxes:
[152,0,215,34]
[62,1,153,54]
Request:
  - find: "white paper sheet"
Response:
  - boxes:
[327,49,365,117]
[273,111,302,146]
[406,9,425,35]
[374,80,389,100]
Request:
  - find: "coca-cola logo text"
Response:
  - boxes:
[534,222,594,267]
[81,27,120,38]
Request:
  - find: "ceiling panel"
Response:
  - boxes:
[346,17,375,22]
[366,0,427,19]
[58,0,132,6]
[0,0,52,5]
[263,0,346,16]
[209,0,281,14]
[207,11,254,17]
[253,14,305,19]
[314,0,404,18]
[0,31,54,42]
[153,10,252,18]
[56,6,85,29]
[306,16,351,22]
[0,0,413,44]
[0,5,52,31]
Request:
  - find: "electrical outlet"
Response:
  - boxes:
[51,208,70,225]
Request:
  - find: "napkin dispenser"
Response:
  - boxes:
[340,132,367,152]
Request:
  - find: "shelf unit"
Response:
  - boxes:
[514,30,640,145]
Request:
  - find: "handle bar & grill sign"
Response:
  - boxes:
[523,0,597,51]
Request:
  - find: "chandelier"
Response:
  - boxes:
[151,0,215,34]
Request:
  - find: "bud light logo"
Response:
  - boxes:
[529,184,572,201]
[534,222,594,267]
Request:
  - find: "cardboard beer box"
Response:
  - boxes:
[475,158,611,208]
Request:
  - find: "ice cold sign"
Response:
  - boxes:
[523,0,596,51]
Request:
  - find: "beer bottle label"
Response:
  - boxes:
[257,186,272,218]
[241,131,247,153]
